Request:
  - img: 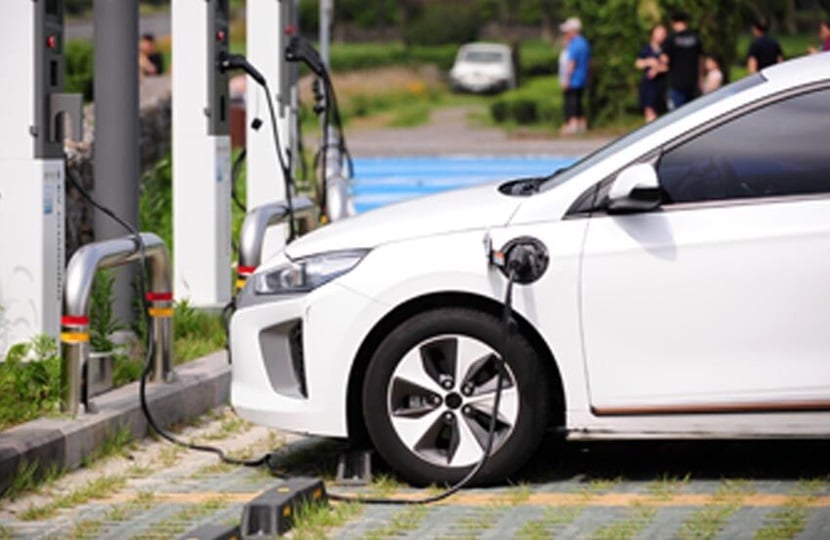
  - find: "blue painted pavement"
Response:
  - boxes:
[350,156,577,213]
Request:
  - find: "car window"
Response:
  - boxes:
[658,87,830,204]
[463,50,505,63]
[543,75,765,193]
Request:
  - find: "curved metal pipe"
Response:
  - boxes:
[238,195,316,272]
[62,233,172,415]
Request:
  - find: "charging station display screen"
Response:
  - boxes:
[217,0,228,19]
[46,0,61,16]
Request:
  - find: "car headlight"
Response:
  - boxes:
[253,250,369,295]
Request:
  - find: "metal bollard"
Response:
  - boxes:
[61,233,172,415]
[236,196,317,291]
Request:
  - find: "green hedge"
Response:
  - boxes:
[327,41,558,78]
[490,76,562,127]
[327,43,458,73]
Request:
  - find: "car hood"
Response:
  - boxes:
[284,182,521,260]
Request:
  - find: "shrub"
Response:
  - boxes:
[489,76,562,128]
[402,3,481,46]
[0,336,61,430]
[561,0,748,126]
[139,155,173,253]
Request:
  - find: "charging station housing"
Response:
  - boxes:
[0,0,81,355]
[172,0,233,308]
[245,0,299,259]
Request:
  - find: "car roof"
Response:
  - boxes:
[459,42,510,53]
[762,52,830,87]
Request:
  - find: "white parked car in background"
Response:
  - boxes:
[231,54,830,486]
[449,42,515,93]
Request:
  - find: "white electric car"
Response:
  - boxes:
[231,54,830,485]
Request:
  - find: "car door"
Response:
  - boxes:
[580,86,830,414]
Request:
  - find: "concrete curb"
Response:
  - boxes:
[0,350,230,495]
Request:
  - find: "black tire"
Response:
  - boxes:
[362,307,551,486]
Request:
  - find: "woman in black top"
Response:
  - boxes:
[635,24,668,123]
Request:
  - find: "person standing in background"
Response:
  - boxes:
[635,24,667,123]
[139,33,164,77]
[559,17,591,135]
[701,55,723,94]
[660,12,703,109]
[807,21,830,54]
[558,31,571,122]
[747,18,783,73]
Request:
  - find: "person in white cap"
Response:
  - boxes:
[559,17,591,135]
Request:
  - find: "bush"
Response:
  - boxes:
[403,3,481,46]
[139,156,173,253]
[489,76,562,128]
[0,336,61,430]
[65,40,94,102]
[561,0,748,126]
[520,41,558,77]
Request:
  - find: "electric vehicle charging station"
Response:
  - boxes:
[171,0,233,308]
[0,0,82,355]
[244,0,299,260]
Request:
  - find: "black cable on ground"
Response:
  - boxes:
[326,271,516,505]
[65,160,268,468]
[67,151,515,502]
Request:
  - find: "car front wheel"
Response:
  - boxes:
[362,308,550,485]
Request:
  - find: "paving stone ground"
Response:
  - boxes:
[1,406,829,539]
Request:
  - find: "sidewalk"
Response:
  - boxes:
[0,351,230,497]
[343,106,611,157]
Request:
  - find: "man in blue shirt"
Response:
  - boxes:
[560,17,591,134]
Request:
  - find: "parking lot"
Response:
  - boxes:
[2,405,828,539]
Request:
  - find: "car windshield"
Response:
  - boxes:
[539,74,766,192]
[462,50,505,63]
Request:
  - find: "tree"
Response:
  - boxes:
[562,0,648,125]
[563,0,750,126]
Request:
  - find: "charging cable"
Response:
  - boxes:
[65,160,268,468]
[325,270,516,505]
[69,151,528,496]
[218,52,298,241]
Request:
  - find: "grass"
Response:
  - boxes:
[126,463,154,478]
[69,518,103,539]
[199,412,250,442]
[151,496,229,537]
[503,482,532,506]
[171,301,227,364]
[591,503,657,540]
[754,479,824,540]
[81,424,134,467]
[646,473,691,501]
[291,500,363,540]
[454,505,502,537]
[676,479,755,540]
[19,474,127,521]
[3,461,62,501]
[0,525,13,539]
[156,444,184,468]
[363,505,428,540]
[192,461,235,478]
[517,506,585,540]
[0,336,62,431]
[369,473,406,497]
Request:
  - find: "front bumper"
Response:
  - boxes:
[230,281,382,438]
[451,77,510,94]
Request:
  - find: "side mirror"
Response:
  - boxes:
[607,163,662,214]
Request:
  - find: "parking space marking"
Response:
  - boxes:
[105,491,830,508]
